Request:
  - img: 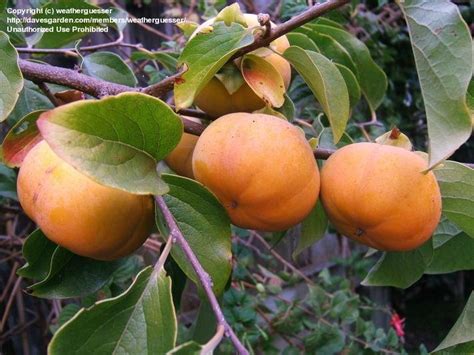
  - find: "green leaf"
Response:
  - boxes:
[284,47,350,143]
[109,7,129,32]
[304,323,345,353]
[431,216,461,249]
[177,21,199,39]
[433,292,474,353]
[400,0,472,168]
[1,110,44,167]
[215,62,245,94]
[362,239,433,288]
[174,21,254,110]
[286,32,319,52]
[312,17,345,29]
[130,51,178,71]
[277,93,296,121]
[0,163,17,200]
[50,304,81,334]
[192,299,217,343]
[309,24,387,112]
[434,161,474,238]
[293,201,328,259]
[427,233,474,274]
[17,229,56,280]
[38,92,183,195]
[467,79,474,121]
[214,3,247,26]
[27,242,124,299]
[318,127,353,150]
[297,26,357,75]
[7,80,54,123]
[0,13,26,46]
[155,174,232,295]
[34,0,112,49]
[335,63,361,108]
[0,31,23,122]
[48,267,177,354]
[241,54,285,108]
[83,52,137,87]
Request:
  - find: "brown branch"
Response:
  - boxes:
[231,0,351,59]
[155,196,249,355]
[19,60,133,98]
[34,82,61,107]
[141,67,186,97]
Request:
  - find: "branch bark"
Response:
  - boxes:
[231,0,350,59]
[19,60,133,98]
[155,196,249,355]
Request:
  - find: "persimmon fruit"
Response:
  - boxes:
[320,142,442,251]
[193,14,292,118]
[165,132,199,179]
[17,140,154,261]
[192,112,320,231]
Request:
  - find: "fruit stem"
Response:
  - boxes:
[389,127,401,140]
[155,196,249,355]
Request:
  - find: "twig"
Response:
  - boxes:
[19,60,134,98]
[141,67,186,97]
[34,82,61,107]
[155,196,249,355]
[201,325,225,354]
[0,205,21,214]
[251,232,314,285]
[257,13,272,37]
[155,234,173,272]
[0,276,22,333]
[0,262,19,303]
[231,0,350,59]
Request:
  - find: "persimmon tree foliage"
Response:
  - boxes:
[0,0,473,353]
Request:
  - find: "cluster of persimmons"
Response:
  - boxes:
[17,14,441,261]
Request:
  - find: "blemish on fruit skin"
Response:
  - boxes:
[32,192,39,204]
[230,200,238,209]
[45,166,56,174]
[355,228,365,237]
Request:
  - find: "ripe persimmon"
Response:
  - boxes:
[165,132,199,178]
[193,14,292,118]
[320,142,442,251]
[192,113,320,231]
[17,140,154,260]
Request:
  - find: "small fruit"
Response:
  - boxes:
[193,14,292,118]
[320,142,442,251]
[192,113,320,231]
[165,132,199,178]
[17,140,154,260]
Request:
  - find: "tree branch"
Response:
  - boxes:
[19,59,133,98]
[231,0,351,59]
[141,67,186,97]
[155,196,249,355]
